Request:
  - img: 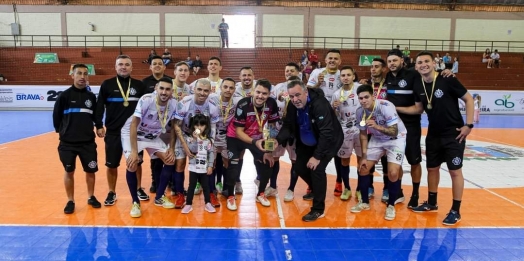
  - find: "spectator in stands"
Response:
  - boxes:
[185,56,193,69]
[402,47,410,66]
[162,48,172,66]
[395,45,400,50]
[308,49,319,68]
[301,50,308,67]
[490,49,500,68]
[192,55,203,76]
[302,61,313,82]
[443,53,452,69]
[434,53,441,63]
[482,48,492,66]
[142,49,157,64]
[451,57,459,74]
[218,18,229,48]
[435,58,446,72]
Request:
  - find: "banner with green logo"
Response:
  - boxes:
[69,64,96,75]
[358,55,381,66]
[34,53,59,64]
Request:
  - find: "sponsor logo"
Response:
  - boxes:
[495,94,515,109]
[0,88,13,94]
[0,96,13,103]
[16,93,44,100]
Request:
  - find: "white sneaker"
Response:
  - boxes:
[385,205,396,221]
[395,196,405,205]
[284,189,294,202]
[130,202,141,218]
[155,195,175,209]
[350,202,370,213]
[264,187,278,197]
[227,197,237,211]
[256,193,271,207]
[204,202,216,213]
[181,205,193,214]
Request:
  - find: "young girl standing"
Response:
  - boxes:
[181,114,216,214]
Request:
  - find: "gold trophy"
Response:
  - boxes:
[263,123,276,152]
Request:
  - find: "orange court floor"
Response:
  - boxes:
[1,111,524,261]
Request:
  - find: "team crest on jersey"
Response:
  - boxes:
[435,89,444,98]
[398,79,407,88]
[237,108,243,116]
[130,88,137,95]
[85,99,92,108]
[147,114,154,120]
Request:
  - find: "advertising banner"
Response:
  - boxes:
[0,85,100,108]
[458,90,524,115]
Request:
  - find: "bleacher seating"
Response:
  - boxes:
[0,47,522,90]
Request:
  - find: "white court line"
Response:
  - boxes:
[0,147,7,150]
[0,224,522,229]
[275,193,286,228]
[0,131,53,146]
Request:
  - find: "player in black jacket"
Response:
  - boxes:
[95,55,146,206]
[53,64,102,214]
[276,80,343,222]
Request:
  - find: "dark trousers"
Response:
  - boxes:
[186,171,211,205]
[295,144,332,213]
[226,137,272,196]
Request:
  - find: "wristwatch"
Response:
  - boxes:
[465,123,474,129]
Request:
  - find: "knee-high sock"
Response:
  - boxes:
[387,180,401,206]
[269,161,280,188]
[152,158,163,187]
[126,170,139,203]
[155,165,174,200]
[208,171,216,193]
[215,156,223,184]
[174,171,184,193]
[288,163,298,191]
[334,156,342,183]
[358,175,370,204]
[340,165,350,190]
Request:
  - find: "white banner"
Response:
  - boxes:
[0,85,100,108]
[459,90,524,115]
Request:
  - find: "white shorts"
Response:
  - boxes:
[122,135,168,160]
[366,136,406,165]
[174,134,189,160]
[272,141,297,160]
[215,145,231,160]
[338,131,362,158]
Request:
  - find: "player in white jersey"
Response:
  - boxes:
[189,56,223,95]
[233,66,257,99]
[208,78,241,207]
[172,78,220,208]
[172,61,191,101]
[307,49,343,101]
[351,84,407,221]
[121,77,178,218]
[261,63,301,202]
[331,66,362,201]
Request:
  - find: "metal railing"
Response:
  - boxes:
[2,34,524,54]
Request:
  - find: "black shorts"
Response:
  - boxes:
[226,136,264,161]
[404,123,422,165]
[425,135,465,171]
[105,134,144,168]
[58,142,98,173]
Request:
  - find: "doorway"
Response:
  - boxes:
[222,15,256,48]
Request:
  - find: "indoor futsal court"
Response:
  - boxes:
[0,111,523,260]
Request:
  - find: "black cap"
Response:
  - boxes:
[387,49,403,58]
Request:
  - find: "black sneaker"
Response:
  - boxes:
[149,182,156,193]
[88,196,101,208]
[302,192,314,201]
[137,188,150,201]
[64,201,75,214]
[443,210,461,226]
[104,191,117,206]
[407,195,419,209]
[411,201,438,213]
[302,211,325,222]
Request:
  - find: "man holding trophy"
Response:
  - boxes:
[224,79,280,210]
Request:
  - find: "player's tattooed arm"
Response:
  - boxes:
[377,124,398,137]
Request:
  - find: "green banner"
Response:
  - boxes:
[69,64,96,75]
[359,55,381,66]
[34,53,59,64]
